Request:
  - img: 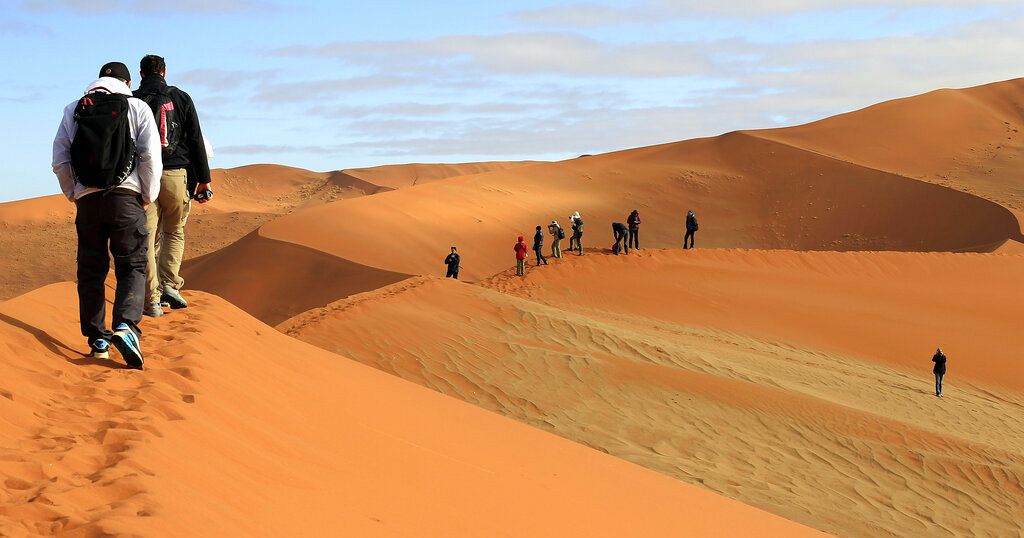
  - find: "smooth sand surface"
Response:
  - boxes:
[0,284,820,537]
[280,250,1024,537]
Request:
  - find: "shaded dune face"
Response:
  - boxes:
[180,231,411,326]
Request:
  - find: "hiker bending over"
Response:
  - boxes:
[52,62,161,369]
[533,226,549,266]
[612,222,629,255]
[932,347,947,397]
[627,209,641,249]
[684,210,698,249]
[444,246,461,279]
[514,236,529,276]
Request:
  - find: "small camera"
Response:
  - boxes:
[193,189,214,202]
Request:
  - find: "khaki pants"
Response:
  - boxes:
[516,258,526,276]
[551,237,562,258]
[145,168,190,304]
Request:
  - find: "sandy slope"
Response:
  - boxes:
[280,250,1024,537]
[0,284,818,537]
[0,162,537,301]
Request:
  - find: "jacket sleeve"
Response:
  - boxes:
[181,90,212,184]
[52,103,77,202]
[134,101,163,204]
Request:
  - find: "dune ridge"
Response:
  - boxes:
[280,249,1024,537]
[0,283,821,537]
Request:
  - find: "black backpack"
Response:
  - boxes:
[136,86,181,159]
[70,92,136,190]
[557,226,566,239]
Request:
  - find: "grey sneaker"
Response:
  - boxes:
[143,302,164,318]
[160,286,188,309]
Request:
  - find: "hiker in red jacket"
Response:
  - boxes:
[514,235,529,276]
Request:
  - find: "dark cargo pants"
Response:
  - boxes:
[75,189,148,344]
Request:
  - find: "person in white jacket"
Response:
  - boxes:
[52,61,162,369]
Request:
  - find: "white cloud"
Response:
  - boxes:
[20,0,281,14]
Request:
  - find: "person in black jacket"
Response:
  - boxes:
[444,247,461,279]
[533,226,548,266]
[626,210,641,250]
[932,347,947,397]
[135,54,212,318]
[684,210,698,249]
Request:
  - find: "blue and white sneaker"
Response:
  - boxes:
[111,323,144,370]
[89,339,110,360]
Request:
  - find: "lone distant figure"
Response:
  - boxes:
[627,209,641,250]
[514,235,529,276]
[684,210,698,249]
[612,222,629,255]
[533,226,549,266]
[932,347,947,397]
[444,246,460,279]
[548,219,564,259]
[569,212,584,255]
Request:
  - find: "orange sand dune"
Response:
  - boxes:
[0,161,537,301]
[280,249,1024,537]
[341,161,542,190]
[751,77,1024,209]
[0,284,819,537]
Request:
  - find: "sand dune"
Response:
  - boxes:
[0,284,819,537]
[0,161,537,301]
[280,249,1024,537]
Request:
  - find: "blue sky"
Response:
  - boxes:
[1,0,1022,202]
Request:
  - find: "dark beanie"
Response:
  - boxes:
[98,62,131,82]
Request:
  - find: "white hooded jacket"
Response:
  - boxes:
[52,77,162,203]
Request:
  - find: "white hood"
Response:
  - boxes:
[85,77,132,96]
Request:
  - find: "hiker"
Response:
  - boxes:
[684,210,698,249]
[533,226,549,266]
[52,62,161,369]
[444,247,461,279]
[932,347,947,397]
[548,219,564,259]
[612,222,629,255]
[627,209,641,249]
[135,55,212,318]
[569,211,584,255]
[514,235,529,276]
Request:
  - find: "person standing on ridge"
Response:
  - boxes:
[932,347,948,397]
[533,226,549,266]
[684,210,699,249]
[52,61,162,369]
[548,219,564,259]
[627,209,641,250]
[444,246,461,279]
[514,235,529,276]
[570,211,584,255]
[134,54,212,318]
[612,222,629,255]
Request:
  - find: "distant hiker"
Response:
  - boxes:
[52,62,161,369]
[932,347,947,397]
[612,222,629,255]
[569,211,584,255]
[684,210,699,249]
[627,209,641,249]
[548,219,564,259]
[135,55,212,318]
[533,226,549,266]
[514,235,529,276]
[444,246,461,279]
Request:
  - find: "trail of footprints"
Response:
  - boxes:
[0,299,208,536]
